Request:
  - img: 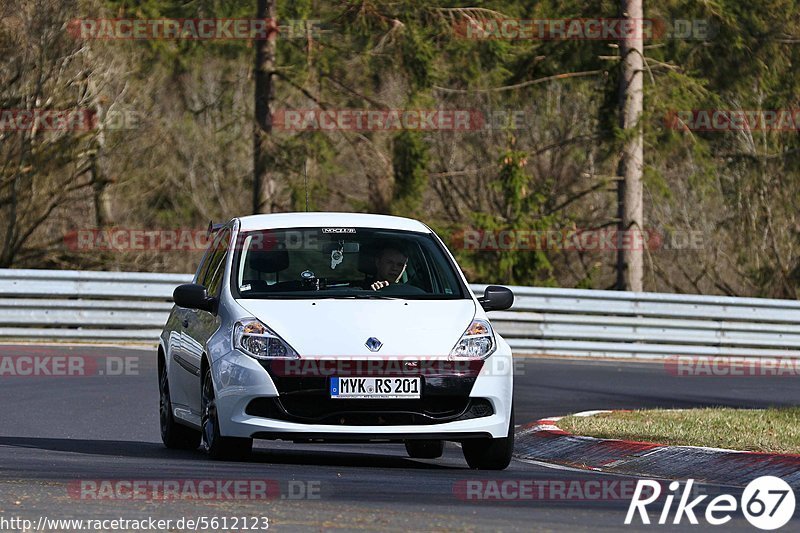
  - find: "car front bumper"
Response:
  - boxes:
[211,347,514,440]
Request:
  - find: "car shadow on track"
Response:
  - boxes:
[247,447,457,470]
[0,436,189,459]
[0,436,460,470]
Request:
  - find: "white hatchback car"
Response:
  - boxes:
[158,213,515,469]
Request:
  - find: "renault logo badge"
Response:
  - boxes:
[365,337,383,352]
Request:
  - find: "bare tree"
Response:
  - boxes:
[253,0,278,214]
[0,0,98,266]
[616,0,644,291]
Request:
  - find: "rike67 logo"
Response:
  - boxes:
[626,477,795,530]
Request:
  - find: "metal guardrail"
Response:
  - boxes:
[0,269,186,342]
[2,269,799,358]
[473,284,800,358]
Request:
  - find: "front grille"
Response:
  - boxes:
[245,397,494,426]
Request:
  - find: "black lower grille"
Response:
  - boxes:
[250,360,490,426]
[245,397,494,426]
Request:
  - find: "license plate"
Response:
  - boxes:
[330,377,420,399]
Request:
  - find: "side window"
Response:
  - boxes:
[197,229,231,288]
[423,238,461,296]
[204,229,231,297]
[194,230,223,284]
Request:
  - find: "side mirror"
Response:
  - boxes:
[478,285,514,312]
[173,283,216,312]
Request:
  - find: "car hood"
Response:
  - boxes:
[234,298,477,357]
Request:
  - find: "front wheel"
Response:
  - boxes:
[201,365,252,461]
[159,360,201,450]
[462,408,514,470]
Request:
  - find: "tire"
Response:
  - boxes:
[201,365,253,461]
[462,408,514,470]
[159,360,201,450]
[405,439,445,459]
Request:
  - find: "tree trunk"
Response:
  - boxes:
[253,0,278,214]
[91,103,112,227]
[616,0,645,292]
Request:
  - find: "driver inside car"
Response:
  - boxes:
[367,245,408,291]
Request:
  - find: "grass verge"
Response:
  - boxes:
[557,408,800,454]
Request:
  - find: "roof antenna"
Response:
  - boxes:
[304,159,309,212]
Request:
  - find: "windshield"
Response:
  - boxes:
[231,227,468,300]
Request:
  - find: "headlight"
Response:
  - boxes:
[234,319,299,359]
[450,319,495,360]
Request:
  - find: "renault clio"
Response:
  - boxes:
[158,213,515,469]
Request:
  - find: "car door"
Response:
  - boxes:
[181,227,231,415]
[171,228,228,413]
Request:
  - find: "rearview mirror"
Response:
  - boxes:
[322,242,360,253]
[478,285,514,312]
[173,283,216,313]
[342,242,360,253]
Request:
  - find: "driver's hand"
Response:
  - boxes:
[370,280,390,291]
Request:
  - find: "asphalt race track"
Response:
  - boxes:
[0,344,797,532]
